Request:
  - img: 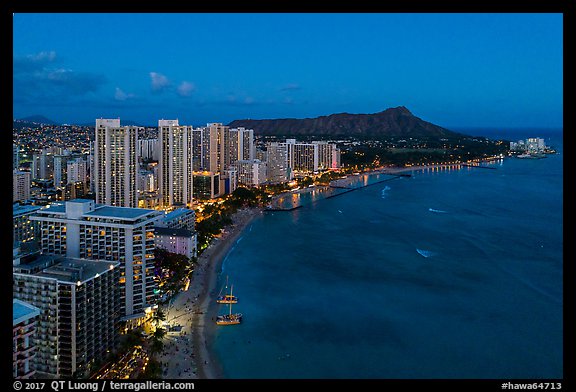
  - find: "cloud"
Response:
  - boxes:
[13,50,57,74]
[280,83,301,91]
[221,94,258,107]
[13,51,107,101]
[114,87,135,101]
[177,81,195,97]
[30,51,57,62]
[150,72,170,92]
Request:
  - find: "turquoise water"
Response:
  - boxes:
[213,133,563,379]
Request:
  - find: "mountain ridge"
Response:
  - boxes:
[229,106,465,138]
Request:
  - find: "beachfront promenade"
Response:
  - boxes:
[158,207,262,379]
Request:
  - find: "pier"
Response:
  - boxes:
[268,174,406,211]
[461,164,497,170]
[263,205,303,212]
[329,174,405,190]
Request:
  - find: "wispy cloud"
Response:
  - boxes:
[222,94,258,107]
[280,83,301,91]
[177,81,195,97]
[13,51,57,74]
[114,87,135,101]
[150,72,170,92]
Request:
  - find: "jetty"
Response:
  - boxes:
[461,164,497,170]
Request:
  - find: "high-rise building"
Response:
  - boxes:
[13,203,41,246]
[224,167,238,194]
[205,123,230,173]
[138,169,157,193]
[13,245,119,378]
[61,181,87,201]
[13,144,19,171]
[158,119,179,127]
[191,128,204,171]
[138,138,160,161]
[266,142,290,183]
[94,119,139,208]
[30,199,162,320]
[13,299,40,379]
[193,172,220,200]
[292,142,318,174]
[236,159,267,186]
[31,149,54,180]
[159,122,194,208]
[53,154,69,188]
[274,139,340,176]
[13,171,31,203]
[228,127,255,166]
[228,129,240,166]
[88,141,95,193]
[67,156,87,187]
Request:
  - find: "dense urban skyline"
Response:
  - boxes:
[13,13,562,130]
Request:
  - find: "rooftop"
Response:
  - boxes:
[13,204,42,216]
[85,205,158,220]
[69,198,93,203]
[36,202,66,214]
[13,299,40,325]
[36,258,118,283]
[164,208,194,221]
[154,226,195,238]
[32,201,159,221]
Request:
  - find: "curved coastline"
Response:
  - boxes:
[161,207,262,379]
[194,207,262,379]
[161,160,503,379]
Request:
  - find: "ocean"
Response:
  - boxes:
[212,131,563,379]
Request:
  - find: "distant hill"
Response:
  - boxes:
[229,106,465,138]
[14,116,149,128]
[13,115,59,128]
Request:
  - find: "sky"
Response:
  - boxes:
[13,13,563,130]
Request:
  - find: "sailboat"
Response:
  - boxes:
[216,276,238,304]
[216,284,242,325]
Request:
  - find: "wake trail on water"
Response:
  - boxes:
[429,208,448,213]
[416,248,437,258]
[381,186,391,199]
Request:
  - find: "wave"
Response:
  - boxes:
[236,236,243,244]
[428,208,448,213]
[416,248,436,258]
[381,186,391,199]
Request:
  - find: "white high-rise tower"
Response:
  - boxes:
[158,120,194,208]
[94,118,139,208]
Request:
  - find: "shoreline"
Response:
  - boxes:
[160,207,262,379]
[270,161,494,208]
[159,159,503,378]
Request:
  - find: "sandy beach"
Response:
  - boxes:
[159,207,262,379]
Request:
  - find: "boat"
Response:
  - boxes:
[216,276,238,304]
[216,285,242,325]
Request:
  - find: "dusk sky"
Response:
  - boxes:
[13,13,562,130]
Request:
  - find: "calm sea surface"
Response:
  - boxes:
[212,132,563,378]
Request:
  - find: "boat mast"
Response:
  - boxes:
[229,285,234,315]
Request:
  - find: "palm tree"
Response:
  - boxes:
[149,338,164,356]
[152,327,166,341]
[149,309,166,327]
